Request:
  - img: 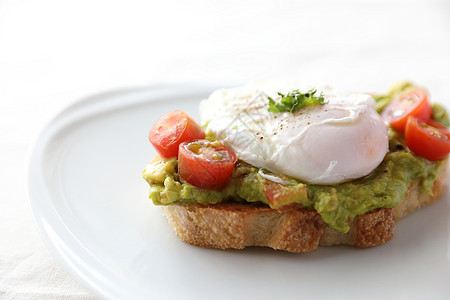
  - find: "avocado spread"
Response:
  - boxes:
[143,83,449,233]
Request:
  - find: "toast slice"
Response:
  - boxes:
[160,159,449,253]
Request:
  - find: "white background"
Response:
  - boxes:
[1,0,449,298]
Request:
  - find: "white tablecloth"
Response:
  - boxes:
[1,0,449,298]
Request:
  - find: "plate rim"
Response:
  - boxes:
[26,84,223,299]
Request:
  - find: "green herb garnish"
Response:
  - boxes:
[268,89,326,113]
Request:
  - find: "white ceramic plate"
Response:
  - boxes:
[28,85,450,300]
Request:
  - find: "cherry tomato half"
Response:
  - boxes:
[264,181,307,211]
[148,110,205,158]
[381,88,432,132]
[178,139,237,189]
[405,117,450,161]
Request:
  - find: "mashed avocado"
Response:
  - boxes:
[144,151,446,233]
[143,82,449,233]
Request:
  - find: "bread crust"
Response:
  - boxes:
[161,160,449,253]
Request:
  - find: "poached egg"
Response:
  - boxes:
[200,82,389,185]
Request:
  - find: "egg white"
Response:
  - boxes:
[200,83,389,184]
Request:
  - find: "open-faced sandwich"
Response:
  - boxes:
[143,81,450,253]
